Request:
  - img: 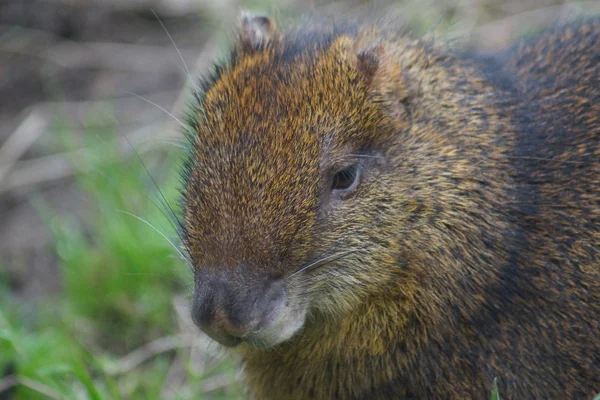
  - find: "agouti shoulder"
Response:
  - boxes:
[182,13,600,399]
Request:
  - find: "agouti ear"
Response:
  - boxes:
[356,45,384,86]
[238,13,277,52]
[358,45,411,122]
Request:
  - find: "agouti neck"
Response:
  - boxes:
[234,277,480,399]
[237,292,417,399]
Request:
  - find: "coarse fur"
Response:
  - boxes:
[181,13,600,399]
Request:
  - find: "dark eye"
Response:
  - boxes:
[332,163,360,191]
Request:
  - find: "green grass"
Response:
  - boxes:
[0,114,242,399]
[489,378,500,400]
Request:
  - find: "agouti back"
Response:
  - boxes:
[181,13,600,399]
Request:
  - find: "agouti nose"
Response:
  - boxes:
[191,273,286,345]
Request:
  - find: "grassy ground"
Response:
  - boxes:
[1,121,244,398]
[1,0,600,399]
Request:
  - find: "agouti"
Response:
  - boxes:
[181,12,600,399]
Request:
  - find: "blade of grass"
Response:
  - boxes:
[490,377,500,400]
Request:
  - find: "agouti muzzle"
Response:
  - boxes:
[181,12,600,399]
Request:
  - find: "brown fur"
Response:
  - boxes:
[182,14,600,399]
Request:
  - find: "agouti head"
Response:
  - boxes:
[183,13,512,348]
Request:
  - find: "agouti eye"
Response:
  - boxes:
[332,163,360,191]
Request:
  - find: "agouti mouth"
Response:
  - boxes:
[206,332,284,349]
[206,332,243,348]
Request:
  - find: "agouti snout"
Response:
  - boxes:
[191,271,302,348]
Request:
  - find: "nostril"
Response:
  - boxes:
[190,284,252,336]
[213,308,257,338]
[190,289,213,329]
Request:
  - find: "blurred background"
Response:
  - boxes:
[0,0,598,398]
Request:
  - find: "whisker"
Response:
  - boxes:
[116,210,192,269]
[287,250,358,279]
[150,9,198,92]
[123,158,188,253]
[84,154,193,278]
[138,138,191,152]
[291,244,386,309]
[126,272,189,289]
[346,154,383,159]
[89,158,191,261]
[124,136,186,235]
[299,263,371,292]
[125,91,188,131]
[287,248,366,279]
